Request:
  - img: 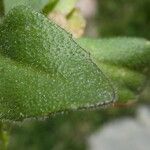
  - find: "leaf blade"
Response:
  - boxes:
[4,0,49,13]
[77,37,149,102]
[77,37,150,72]
[0,6,115,121]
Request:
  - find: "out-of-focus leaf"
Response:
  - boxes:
[77,38,150,102]
[4,0,49,13]
[92,62,145,102]
[67,9,86,38]
[43,0,59,14]
[48,11,67,30]
[48,8,86,38]
[0,6,115,121]
[46,0,86,38]
[54,0,78,15]
[97,63,146,92]
[78,38,150,72]
[118,88,136,103]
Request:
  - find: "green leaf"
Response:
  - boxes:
[117,88,136,103]
[78,38,150,72]
[0,6,115,121]
[77,38,149,102]
[4,0,49,13]
[96,63,145,102]
[97,63,146,92]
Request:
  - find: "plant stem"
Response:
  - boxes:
[0,122,9,150]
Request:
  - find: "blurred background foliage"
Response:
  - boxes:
[0,0,149,149]
[96,0,150,39]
